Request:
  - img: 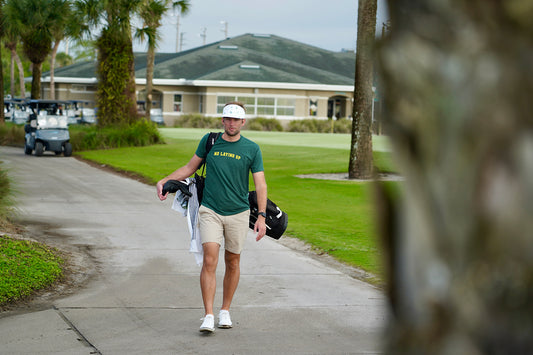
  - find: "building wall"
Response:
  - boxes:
[42,82,98,102]
[41,81,354,125]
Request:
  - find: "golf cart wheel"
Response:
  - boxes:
[24,145,32,155]
[64,142,73,157]
[35,142,44,156]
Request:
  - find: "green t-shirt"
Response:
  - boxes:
[195,133,264,216]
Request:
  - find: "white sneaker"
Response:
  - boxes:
[218,310,233,329]
[199,314,215,333]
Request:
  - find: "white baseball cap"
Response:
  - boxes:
[222,104,246,119]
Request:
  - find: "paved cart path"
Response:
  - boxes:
[0,146,386,355]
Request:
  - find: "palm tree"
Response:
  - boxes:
[349,0,377,179]
[136,0,189,121]
[48,1,75,100]
[4,0,68,99]
[75,0,143,127]
[3,26,27,98]
[55,52,74,67]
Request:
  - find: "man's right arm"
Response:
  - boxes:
[156,154,203,201]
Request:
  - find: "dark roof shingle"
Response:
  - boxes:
[51,33,355,86]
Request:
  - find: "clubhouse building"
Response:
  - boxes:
[41,33,357,125]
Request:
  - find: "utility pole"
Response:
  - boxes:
[220,21,228,39]
[179,32,186,52]
[200,27,207,45]
[175,12,181,52]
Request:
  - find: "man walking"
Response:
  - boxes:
[156,102,267,332]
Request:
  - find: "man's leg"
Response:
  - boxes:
[221,249,241,311]
[200,242,220,316]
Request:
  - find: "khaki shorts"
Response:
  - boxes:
[199,205,250,254]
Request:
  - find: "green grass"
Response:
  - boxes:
[159,128,393,152]
[0,235,64,306]
[77,128,399,279]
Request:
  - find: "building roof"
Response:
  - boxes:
[48,33,356,86]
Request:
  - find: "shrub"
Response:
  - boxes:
[287,119,328,133]
[70,119,164,151]
[287,118,353,133]
[0,123,25,147]
[170,113,354,134]
[333,119,353,134]
[245,117,284,131]
[173,114,221,128]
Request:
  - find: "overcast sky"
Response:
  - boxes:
[131,0,389,53]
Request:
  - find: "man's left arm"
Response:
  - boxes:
[252,171,267,241]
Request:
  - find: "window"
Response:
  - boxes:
[257,106,275,115]
[276,98,295,116]
[218,96,256,115]
[276,106,295,116]
[237,96,255,114]
[309,99,318,116]
[71,84,96,92]
[173,94,182,112]
[216,95,295,116]
[217,96,235,114]
[218,45,239,50]
[239,64,261,69]
[257,97,275,115]
[198,95,204,113]
[237,96,255,106]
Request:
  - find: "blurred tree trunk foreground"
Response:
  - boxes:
[377,0,533,353]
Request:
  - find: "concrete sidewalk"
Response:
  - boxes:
[0,146,386,354]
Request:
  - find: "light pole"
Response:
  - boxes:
[200,27,207,45]
[180,32,186,52]
[220,21,228,39]
[174,9,181,52]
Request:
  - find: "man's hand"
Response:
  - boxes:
[156,180,168,201]
[252,171,267,241]
[254,217,267,241]
[156,154,203,201]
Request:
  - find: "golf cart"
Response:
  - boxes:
[68,100,96,124]
[4,98,29,124]
[149,108,165,125]
[4,99,13,121]
[137,100,165,125]
[24,99,73,157]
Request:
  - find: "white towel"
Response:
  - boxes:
[171,178,203,266]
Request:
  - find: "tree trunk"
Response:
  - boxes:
[0,44,4,124]
[377,0,533,353]
[349,0,377,179]
[96,28,139,127]
[10,53,15,98]
[49,41,61,100]
[30,62,42,99]
[145,44,155,121]
[13,49,26,98]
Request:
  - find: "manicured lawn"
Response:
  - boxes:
[158,128,393,152]
[77,128,399,280]
[0,236,63,306]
